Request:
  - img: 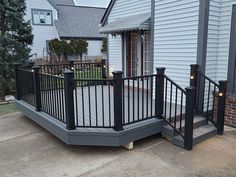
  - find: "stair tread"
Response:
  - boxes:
[164,115,207,130]
[173,124,217,141]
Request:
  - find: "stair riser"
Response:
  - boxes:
[172,128,218,148]
[193,129,217,145]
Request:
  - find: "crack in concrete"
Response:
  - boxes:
[0,130,44,145]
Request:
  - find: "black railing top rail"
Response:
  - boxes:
[122,74,157,80]
[74,78,113,82]
[164,74,187,94]
[39,72,64,79]
[37,62,103,67]
[18,67,34,72]
[198,72,219,87]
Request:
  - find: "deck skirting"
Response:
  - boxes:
[16,100,164,146]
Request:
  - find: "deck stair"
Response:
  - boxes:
[161,115,217,148]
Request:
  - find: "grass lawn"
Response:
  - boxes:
[0,103,18,116]
[74,68,102,79]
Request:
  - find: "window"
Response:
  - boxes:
[32,9,52,25]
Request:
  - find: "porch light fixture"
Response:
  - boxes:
[190,75,194,80]
[71,67,75,71]
[31,69,34,73]
[219,92,224,97]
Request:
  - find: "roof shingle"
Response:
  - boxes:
[55,5,106,38]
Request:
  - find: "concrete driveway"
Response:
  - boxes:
[0,112,236,177]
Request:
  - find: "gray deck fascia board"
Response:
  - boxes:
[16,100,164,147]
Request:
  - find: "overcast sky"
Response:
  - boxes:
[74,0,111,8]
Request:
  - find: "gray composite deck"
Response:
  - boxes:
[17,85,185,146]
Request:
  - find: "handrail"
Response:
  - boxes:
[195,71,220,125]
[198,72,219,87]
[74,78,113,82]
[190,64,227,136]
[164,74,187,93]
[38,72,64,79]
[163,74,187,139]
[123,74,157,80]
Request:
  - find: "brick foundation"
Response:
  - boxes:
[225,94,236,128]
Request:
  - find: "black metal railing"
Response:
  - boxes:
[38,60,107,80]
[190,64,227,135]
[155,68,196,150]
[122,75,156,125]
[163,75,187,138]
[73,78,114,128]
[196,72,219,124]
[14,62,227,150]
[16,68,35,106]
[39,72,66,123]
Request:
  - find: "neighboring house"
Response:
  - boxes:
[100,0,236,127]
[24,0,106,60]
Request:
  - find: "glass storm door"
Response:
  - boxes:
[131,32,138,77]
[126,31,152,77]
[142,31,152,75]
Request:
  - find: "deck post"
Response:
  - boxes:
[102,59,107,79]
[217,81,227,135]
[190,64,199,107]
[69,61,74,71]
[155,68,166,118]
[184,86,196,150]
[14,63,22,100]
[64,70,76,130]
[32,66,41,111]
[28,60,35,69]
[113,71,123,131]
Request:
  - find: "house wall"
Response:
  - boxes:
[87,40,104,57]
[206,0,236,81]
[216,0,236,81]
[205,0,221,80]
[107,0,151,75]
[25,0,59,59]
[153,0,200,88]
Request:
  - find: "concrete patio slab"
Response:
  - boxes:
[0,112,236,177]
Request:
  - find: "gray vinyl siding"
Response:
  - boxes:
[153,0,200,88]
[205,0,221,80]
[108,35,122,74]
[206,0,236,82]
[107,0,151,74]
[216,0,236,81]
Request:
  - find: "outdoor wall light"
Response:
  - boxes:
[71,67,75,70]
[190,75,194,80]
[31,69,34,73]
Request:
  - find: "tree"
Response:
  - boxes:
[101,38,107,53]
[49,39,73,61]
[0,0,33,100]
[70,39,88,60]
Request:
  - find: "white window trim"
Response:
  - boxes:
[31,9,53,26]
